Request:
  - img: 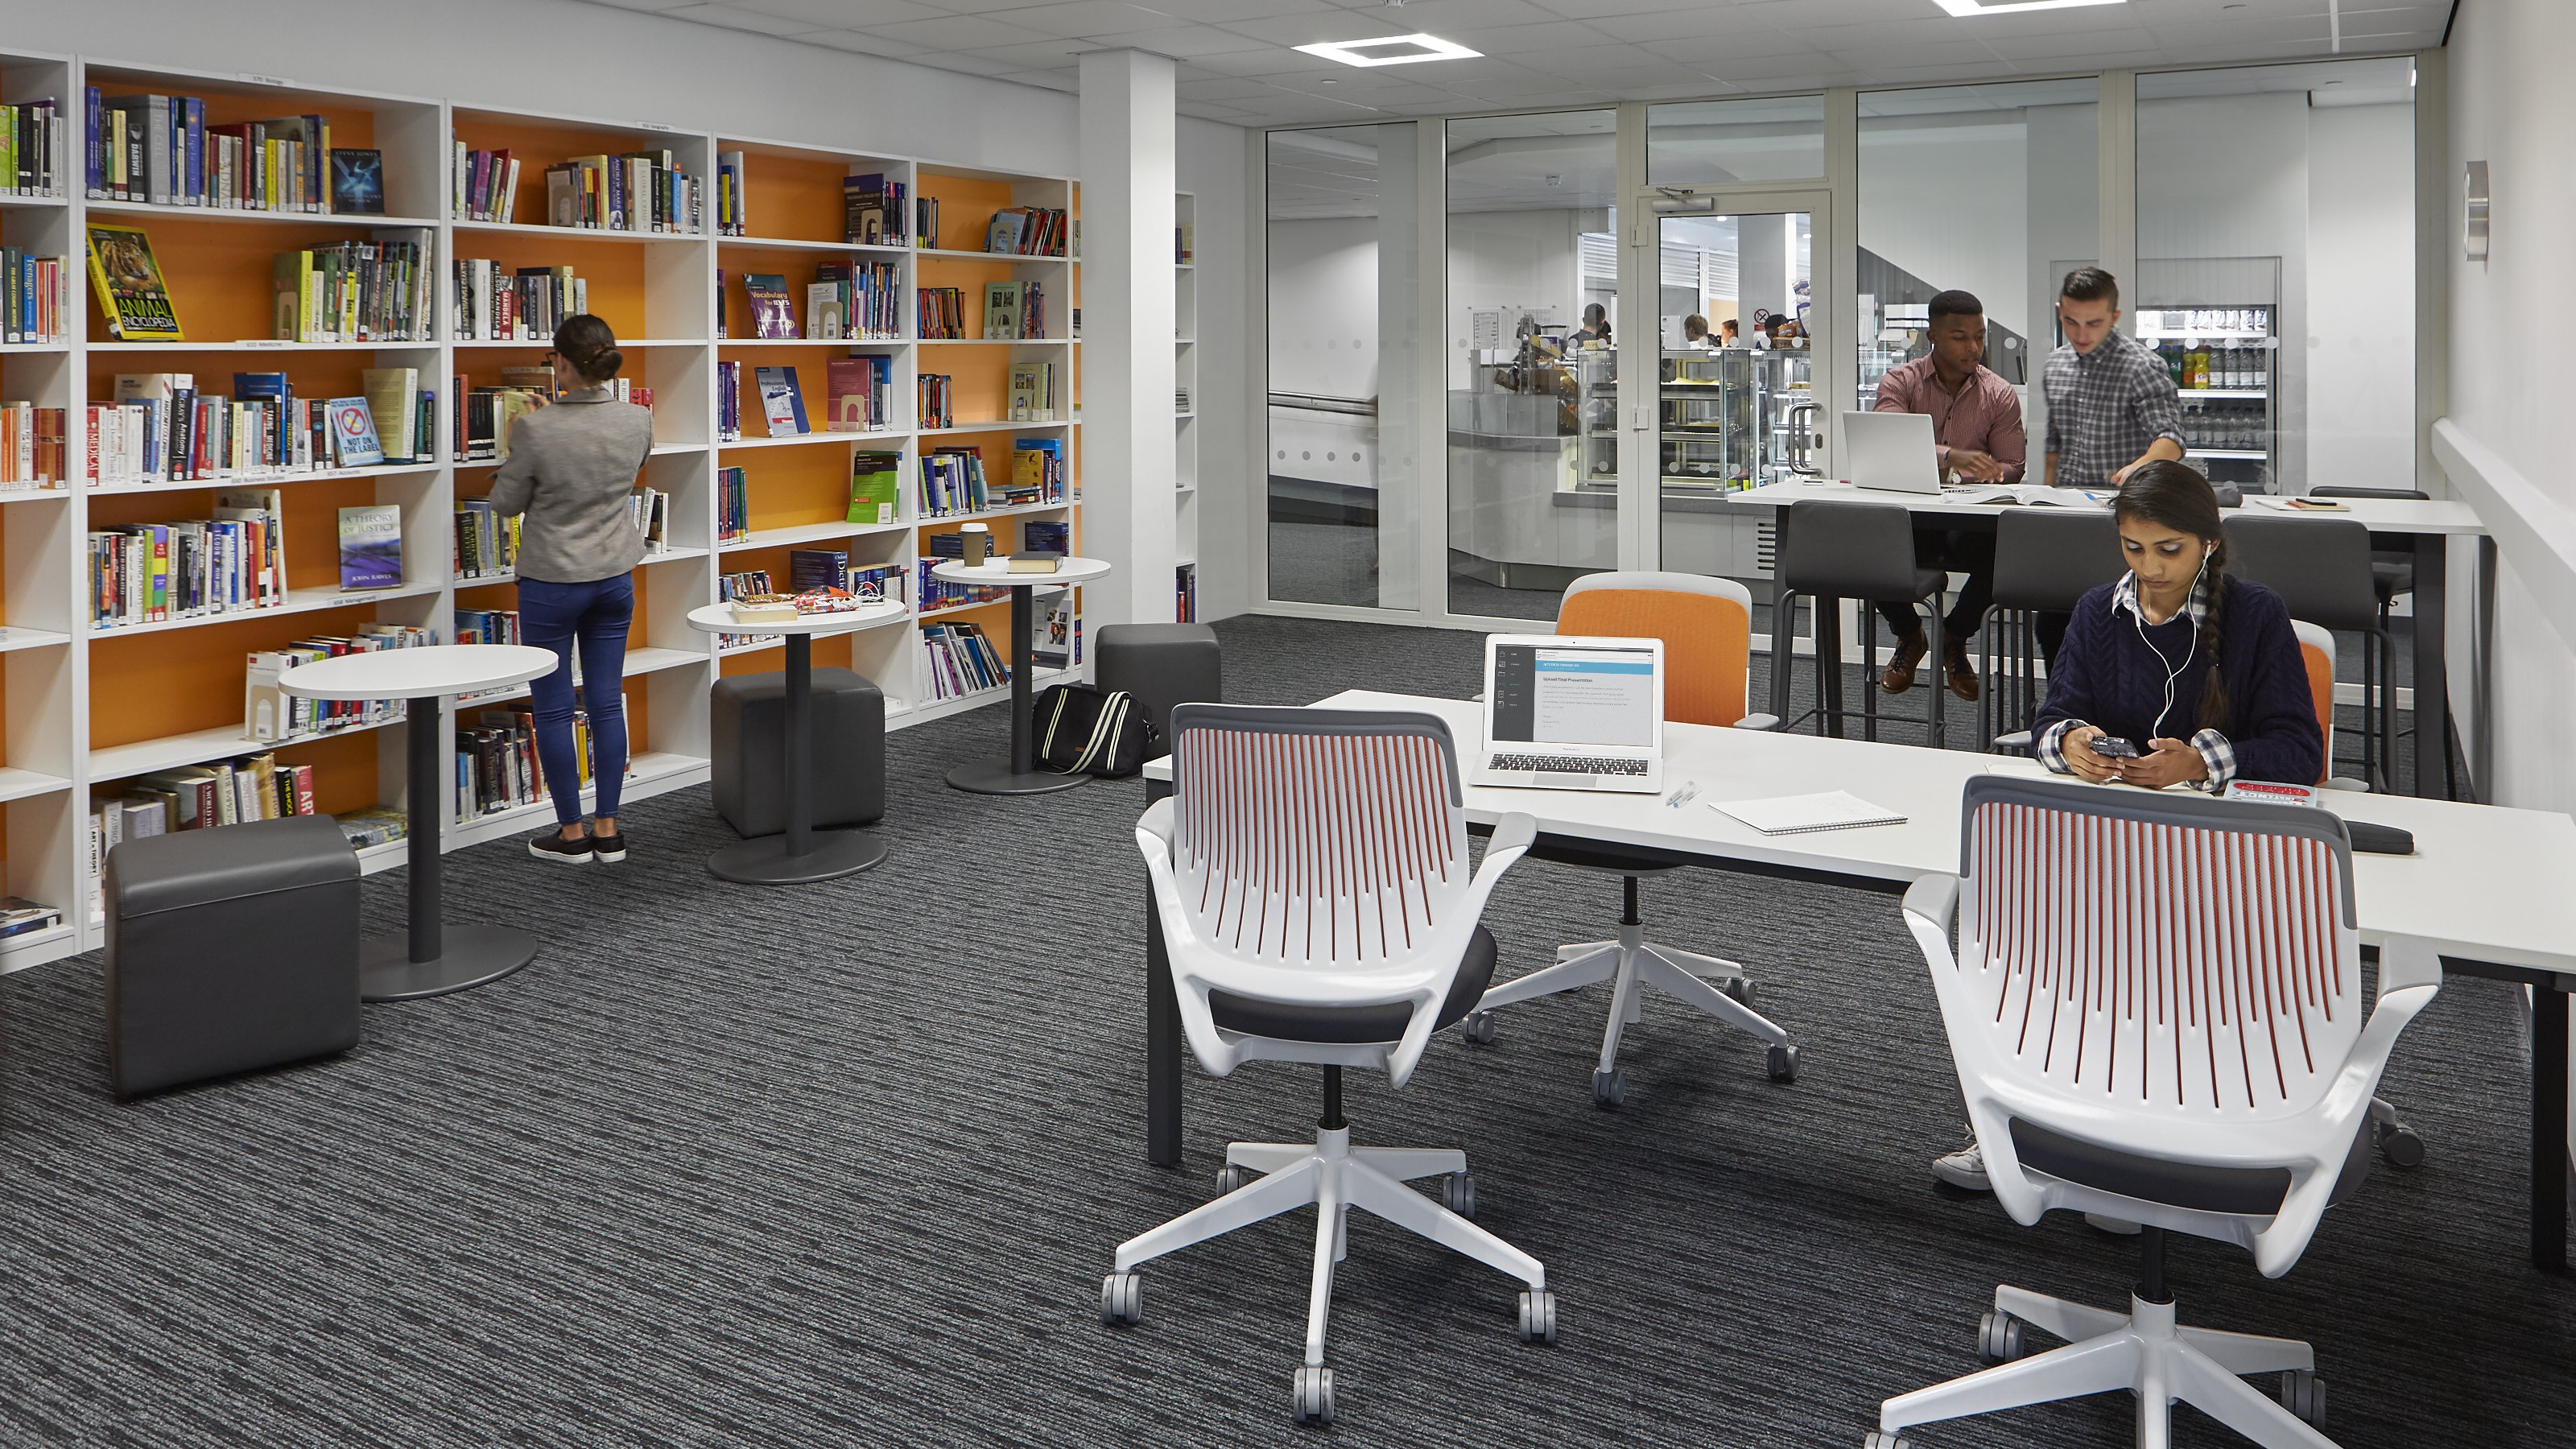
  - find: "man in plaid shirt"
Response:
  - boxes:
[2031,266,2186,661]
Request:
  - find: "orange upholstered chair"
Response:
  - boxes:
[1463,572,1801,1106]
[2293,619,2368,791]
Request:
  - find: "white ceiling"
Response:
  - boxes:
[585,0,2451,128]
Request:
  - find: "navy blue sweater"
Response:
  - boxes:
[2032,576,2324,786]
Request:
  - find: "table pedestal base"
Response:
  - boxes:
[947,762,1091,796]
[708,829,888,885]
[362,924,538,1002]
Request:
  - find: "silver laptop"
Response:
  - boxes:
[1842,409,1943,494]
[1472,634,1665,794]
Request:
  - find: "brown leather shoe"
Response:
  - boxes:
[1943,640,1979,702]
[1880,633,1928,694]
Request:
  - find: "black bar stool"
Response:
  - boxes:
[2307,485,2443,797]
[2222,514,2396,792]
[1984,508,2120,750]
[1769,499,1946,748]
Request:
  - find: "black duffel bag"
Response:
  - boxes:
[1034,683,1153,777]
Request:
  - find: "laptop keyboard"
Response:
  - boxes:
[1487,753,1649,777]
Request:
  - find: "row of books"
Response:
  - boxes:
[840,171,909,246]
[716,568,779,648]
[716,466,750,543]
[1,250,68,344]
[453,260,587,341]
[918,447,989,518]
[456,499,522,580]
[85,92,328,210]
[0,404,66,489]
[724,362,888,440]
[830,357,894,432]
[918,372,953,431]
[242,625,439,742]
[87,372,421,485]
[725,261,904,342]
[1177,224,1194,266]
[453,608,522,646]
[103,752,320,839]
[88,491,289,627]
[457,705,602,823]
[452,146,704,233]
[985,207,1069,257]
[454,375,647,463]
[919,287,969,341]
[921,621,1010,699]
[982,281,1046,341]
[631,484,673,553]
[275,235,436,343]
[784,548,904,605]
[1177,564,1198,624]
[2,97,63,197]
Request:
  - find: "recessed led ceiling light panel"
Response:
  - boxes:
[1934,0,2125,14]
[1294,34,1484,67]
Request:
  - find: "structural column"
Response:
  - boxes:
[1079,48,1181,631]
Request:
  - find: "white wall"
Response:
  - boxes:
[0,0,1254,617]
[1447,208,1587,387]
[2305,103,2417,491]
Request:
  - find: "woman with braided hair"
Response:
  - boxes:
[488,314,654,865]
[1930,460,2322,1195]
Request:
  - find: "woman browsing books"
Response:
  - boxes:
[486,315,653,865]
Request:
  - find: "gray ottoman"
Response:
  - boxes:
[106,815,361,1100]
[1095,623,1222,761]
[712,666,885,838]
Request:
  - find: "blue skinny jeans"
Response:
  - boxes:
[518,574,633,827]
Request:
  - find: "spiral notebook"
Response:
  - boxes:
[1711,790,1907,836]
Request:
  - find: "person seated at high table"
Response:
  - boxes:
[1930,460,2324,1193]
[1872,289,2027,704]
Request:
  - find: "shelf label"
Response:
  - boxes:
[241,73,295,89]
[233,339,291,349]
[635,120,675,132]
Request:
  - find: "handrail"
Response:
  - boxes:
[1268,392,1378,418]
[2432,418,2576,660]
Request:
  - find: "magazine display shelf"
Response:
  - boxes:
[0,52,1127,973]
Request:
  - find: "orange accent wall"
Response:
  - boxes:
[715,443,852,532]
[88,475,397,593]
[86,213,426,345]
[89,601,415,751]
[914,173,1018,254]
[449,116,677,229]
[725,151,888,245]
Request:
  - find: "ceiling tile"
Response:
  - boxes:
[2145,16,2333,45]
[857,11,1057,46]
[1530,0,1757,18]
[582,0,698,10]
[955,39,1100,67]
[654,3,828,35]
[802,26,937,53]
[999,67,1083,90]
[1209,11,1426,46]
[1521,42,1672,76]
[1179,76,1293,100]
[1327,0,1565,29]
[1125,0,1345,22]
[977,0,1176,39]
[1585,10,1810,49]
[1972,25,2160,60]
[1121,24,1278,56]
[1455,21,1617,55]
[1820,40,2006,70]
[725,0,948,25]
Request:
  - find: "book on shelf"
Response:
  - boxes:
[456,146,521,223]
[89,374,391,485]
[1177,224,1193,265]
[914,195,938,249]
[716,151,747,236]
[630,484,670,551]
[325,397,384,468]
[918,446,989,517]
[85,223,182,341]
[985,207,1067,257]
[89,514,282,627]
[457,707,566,821]
[99,755,318,868]
[452,259,585,341]
[717,568,781,647]
[452,380,561,462]
[841,172,908,246]
[211,487,287,606]
[806,282,844,341]
[813,258,902,341]
[336,504,403,592]
[0,892,62,940]
[242,625,435,740]
[1176,564,1198,624]
[983,282,1022,340]
[717,464,749,541]
[717,361,741,440]
[917,372,952,430]
[743,272,796,338]
[848,450,901,526]
[473,147,700,233]
[0,250,68,345]
[452,606,522,645]
[755,365,810,437]
[1031,596,1080,670]
[826,356,892,432]
[0,95,62,199]
[1021,518,1070,554]
[329,148,384,215]
[361,367,425,464]
[921,621,1010,699]
[918,287,964,340]
[337,805,410,849]
[0,404,66,489]
[788,547,849,592]
[455,496,522,580]
[1006,362,1055,422]
[274,233,435,343]
[1012,440,1067,505]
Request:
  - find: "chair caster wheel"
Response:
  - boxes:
[1442,1170,1477,1219]
[1591,1067,1625,1108]
[1463,1010,1497,1045]
[1292,1364,1335,1424]
[1100,1271,1142,1326]
[2377,1121,2425,1169]
[1977,1310,2025,1364]
[1517,1288,1558,1344]
[1766,1042,1801,1083]
[1214,1165,1250,1195]
[1719,976,1757,1008]
[1864,1434,1912,1449]
[2281,1369,2325,1425]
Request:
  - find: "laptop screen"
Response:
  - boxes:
[1490,642,1658,746]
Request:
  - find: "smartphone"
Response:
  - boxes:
[2089,736,2141,759]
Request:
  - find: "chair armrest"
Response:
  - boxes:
[1734,712,1781,732]
[1992,729,2034,755]
[2373,931,2444,996]
[1137,795,1175,847]
[1485,811,1537,861]
[1902,872,1961,933]
[2323,777,2369,793]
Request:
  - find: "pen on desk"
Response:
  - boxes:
[1665,780,1700,809]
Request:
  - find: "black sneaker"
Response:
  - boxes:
[591,828,626,863]
[529,830,592,865]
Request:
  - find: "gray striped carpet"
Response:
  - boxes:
[0,614,2562,1448]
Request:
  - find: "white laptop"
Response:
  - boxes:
[1841,409,1944,494]
[1472,634,1665,795]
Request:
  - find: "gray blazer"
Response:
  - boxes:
[487,386,654,584]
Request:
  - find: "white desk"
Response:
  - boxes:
[929,556,1111,796]
[686,601,905,885]
[1139,691,2576,1269]
[280,643,557,1001]
[1724,479,2490,799]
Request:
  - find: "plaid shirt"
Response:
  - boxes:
[2043,330,2185,489]
[2035,571,2236,793]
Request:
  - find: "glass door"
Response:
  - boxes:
[1627,192,1830,590]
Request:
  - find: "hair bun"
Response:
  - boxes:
[592,347,624,375]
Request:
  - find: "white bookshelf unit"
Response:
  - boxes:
[6,52,1144,975]
[1174,189,1197,623]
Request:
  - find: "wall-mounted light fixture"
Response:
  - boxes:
[2464,160,2490,263]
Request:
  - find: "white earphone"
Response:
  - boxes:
[2132,545,2215,741]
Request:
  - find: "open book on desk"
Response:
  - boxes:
[1942,483,2107,507]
